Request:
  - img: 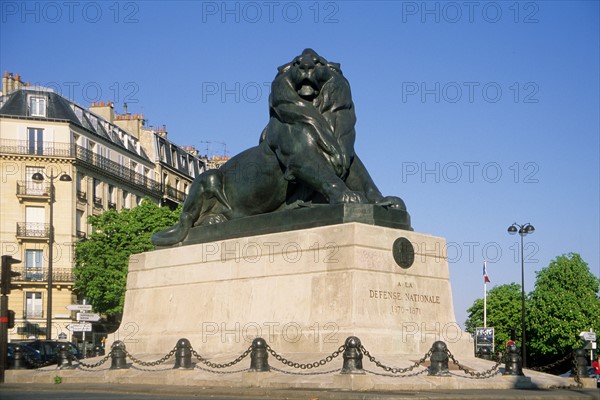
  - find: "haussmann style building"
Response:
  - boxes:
[0,71,208,346]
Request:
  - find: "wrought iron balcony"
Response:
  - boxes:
[163,186,187,203]
[93,197,103,207]
[108,201,117,209]
[12,266,75,283]
[77,190,87,202]
[1,139,162,196]
[16,222,50,239]
[76,230,87,239]
[16,181,51,198]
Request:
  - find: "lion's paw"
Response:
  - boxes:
[330,190,368,204]
[205,214,228,225]
[376,196,407,211]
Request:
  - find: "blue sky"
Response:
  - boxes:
[2,1,599,328]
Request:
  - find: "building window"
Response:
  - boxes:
[26,166,45,195]
[25,249,44,281]
[93,178,103,206]
[25,292,43,319]
[123,190,130,209]
[29,96,46,117]
[27,128,44,155]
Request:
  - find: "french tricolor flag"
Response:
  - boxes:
[483,260,491,283]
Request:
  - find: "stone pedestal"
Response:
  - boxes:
[110,221,472,357]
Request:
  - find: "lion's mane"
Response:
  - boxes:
[260,51,357,179]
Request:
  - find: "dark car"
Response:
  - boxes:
[11,340,82,366]
[7,342,43,368]
[560,366,599,388]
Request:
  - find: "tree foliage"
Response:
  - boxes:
[527,253,600,364]
[464,253,600,368]
[465,283,523,351]
[74,199,180,316]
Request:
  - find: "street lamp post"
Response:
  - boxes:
[507,222,535,368]
[32,171,72,340]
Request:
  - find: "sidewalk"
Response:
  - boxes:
[0,382,598,400]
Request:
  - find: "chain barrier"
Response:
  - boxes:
[530,353,571,372]
[445,348,502,378]
[123,346,177,367]
[361,345,432,374]
[194,364,250,375]
[364,367,429,378]
[266,344,345,370]
[20,351,55,369]
[190,345,252,369]
[269,365,341,375]
[571,354,583,388]
[76,350,113,369]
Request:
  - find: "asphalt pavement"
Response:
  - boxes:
[0,384,598,400]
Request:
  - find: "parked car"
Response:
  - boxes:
[11,340,82,366]
[7,342,43,368]
[560,366,599,388]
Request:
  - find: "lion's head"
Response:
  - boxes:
[262,49,356,178]
[276,48,341,103]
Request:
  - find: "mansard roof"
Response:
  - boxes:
[0,87,152,163]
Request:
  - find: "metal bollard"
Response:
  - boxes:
[110,340,129,369]
[503,343,524,376]
[249,338,270,372]
[12,345,28,370]
[92,345,105,357]
[477,346,493,361]
[428,341,450,376]
[57,343,73,369]
[573,349,589,378]
[173,338,193,369]
[340,336,364,374]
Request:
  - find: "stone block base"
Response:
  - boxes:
[109,223,473,358]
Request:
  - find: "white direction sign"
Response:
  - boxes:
[77,312,101,322]
[580,331,597,341]
[66,304,92,311]
[66,323,92,332]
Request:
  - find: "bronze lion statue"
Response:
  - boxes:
[152,49,407,246]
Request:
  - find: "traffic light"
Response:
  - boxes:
[1,255,21,295]
[7,310,14,329]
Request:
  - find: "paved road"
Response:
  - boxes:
[0,384,599,400]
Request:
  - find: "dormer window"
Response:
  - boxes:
[29,95,47,117]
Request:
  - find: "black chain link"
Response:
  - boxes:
[270,365,341,375]
[266,344,345,370]
[364,367,429,378]
[190,345,252,369]
[123,346,177,367]
[19,351,55,369]
[361,345,431,374]
[530,353,571,372]
[571,354,583,388]
[445,348,502,378]
[76,350,113,369]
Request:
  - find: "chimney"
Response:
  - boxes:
[89,100,115,123]
[2,71,25,96]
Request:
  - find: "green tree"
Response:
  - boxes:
[465,283,523,351]
[74,198,180,317]
[527,253,600,365]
